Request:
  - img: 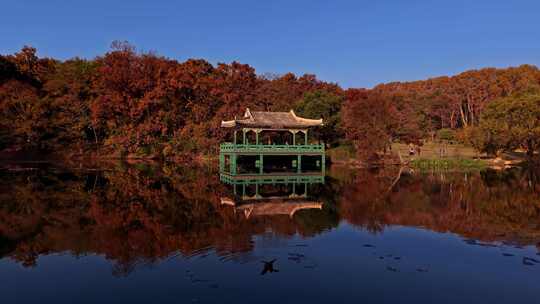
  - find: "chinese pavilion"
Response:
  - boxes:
[219,108,325,177]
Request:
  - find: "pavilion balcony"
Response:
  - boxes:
[219,172,325,185]
[219,142,325,155]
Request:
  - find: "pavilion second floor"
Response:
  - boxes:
[220,108,325,154]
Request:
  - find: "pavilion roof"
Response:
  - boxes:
[220,198,323,219]
[221,108,323,129]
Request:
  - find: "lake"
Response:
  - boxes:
[1,162,539,304]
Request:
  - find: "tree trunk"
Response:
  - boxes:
[450,111,456,129]
[460,104,468,127]
[527,139,534,159]
[92,127,98,145]
[467,95,474,125]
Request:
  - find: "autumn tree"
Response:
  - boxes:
[0,46,55,151]
[2,43,539,159]
[369,65,540,131]
[342,89,398,160]
[255,73,342,111]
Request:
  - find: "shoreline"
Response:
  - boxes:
[0,145,529,172]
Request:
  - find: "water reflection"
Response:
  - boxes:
[220,173,324,219]
[0,163,331,274]
[1,161,540,276]
[338,166,540,245]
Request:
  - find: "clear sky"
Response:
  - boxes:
[1,0,539,88]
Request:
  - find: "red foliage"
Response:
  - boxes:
[1,43,539,158]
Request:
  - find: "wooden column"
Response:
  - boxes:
[290,129,299,145]
[242,129,247,145]
[233,130,237,145]
[259,154,263,174]
[255,129,261,145]
[304,130,308,145]
[297,154,302,173]
[230,154,237,174]
[219,153,225,172]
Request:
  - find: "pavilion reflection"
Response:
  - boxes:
[220,173,325,219]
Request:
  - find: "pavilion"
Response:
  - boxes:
[219,108,326,175]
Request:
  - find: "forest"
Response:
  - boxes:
[1,42,540,161]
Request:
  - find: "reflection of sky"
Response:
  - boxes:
[2,224,539,304]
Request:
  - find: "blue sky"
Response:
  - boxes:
[1,0,539,88]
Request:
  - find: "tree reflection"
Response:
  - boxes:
[338,166,540,246]
[1,163,540,275]
[0,163,334,274]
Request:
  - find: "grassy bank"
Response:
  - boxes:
[391,142,479,161]
[394,142,486,170]
[327,141,527,170]
[410,158,488,171]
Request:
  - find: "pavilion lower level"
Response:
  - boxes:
[219,129,325,175]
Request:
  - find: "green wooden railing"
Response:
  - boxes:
[220,143,325,154]
[220,173,324,185]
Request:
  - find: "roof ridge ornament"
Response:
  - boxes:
[244,108,254,120]
[290,109,297,118]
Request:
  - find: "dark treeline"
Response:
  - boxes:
[1,42,540,159]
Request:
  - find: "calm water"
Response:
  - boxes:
[1,162,540,304]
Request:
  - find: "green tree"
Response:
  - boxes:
[295,90,344,147]
[477,92,540,158]
[43,58,99,151]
